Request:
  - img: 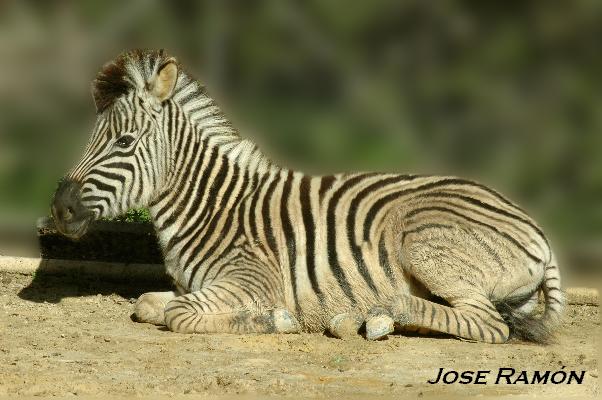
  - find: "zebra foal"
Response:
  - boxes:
[51,49,564,343]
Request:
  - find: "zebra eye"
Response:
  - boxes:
[115,135,135,148]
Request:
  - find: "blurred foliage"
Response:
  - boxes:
[0,0,601,255]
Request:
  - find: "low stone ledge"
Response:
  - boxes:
[0,255,167,282]
[36,217,163,264]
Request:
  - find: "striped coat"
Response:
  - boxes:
[51,49,564,343]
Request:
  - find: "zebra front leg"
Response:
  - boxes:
[163,283,300,334]
[132,291,179,325]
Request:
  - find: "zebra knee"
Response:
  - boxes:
[164,298,200,333]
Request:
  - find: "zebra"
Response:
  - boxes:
[51,49,564,343]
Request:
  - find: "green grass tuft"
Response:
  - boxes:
[106,209,151,223]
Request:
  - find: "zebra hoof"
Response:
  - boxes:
[328,313,363,339]
[272,309,300,334]
[365,314,394,340]
[132,293,167,325]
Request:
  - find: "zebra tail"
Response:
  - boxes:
[495,261,565,344]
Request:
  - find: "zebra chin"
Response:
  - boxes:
[54,216,93,240]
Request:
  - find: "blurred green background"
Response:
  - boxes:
[0,1,600,267]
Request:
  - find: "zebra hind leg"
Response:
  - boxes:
[390,293,510,343]
[327,294,509,343]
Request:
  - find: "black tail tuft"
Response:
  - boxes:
[495,299,554,344]
[495,260,565,344]
[495,294,554,344]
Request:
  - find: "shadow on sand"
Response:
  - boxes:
[17,259,171,304]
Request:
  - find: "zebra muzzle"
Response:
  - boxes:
[51,178,94,239]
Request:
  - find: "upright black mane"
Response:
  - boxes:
[91,49,170,113]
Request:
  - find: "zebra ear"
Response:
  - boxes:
[149,58,178,102]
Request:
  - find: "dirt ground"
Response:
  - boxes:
[0,271,598,399]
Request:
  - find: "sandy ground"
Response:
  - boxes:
[0,271,598,399]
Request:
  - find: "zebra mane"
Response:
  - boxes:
[92,49,167,113]
[92,49,234,136]
[93,49,274,173]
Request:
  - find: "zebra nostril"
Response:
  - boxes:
[64,206,74,222]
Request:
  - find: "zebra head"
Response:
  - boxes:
[51,50,179,238]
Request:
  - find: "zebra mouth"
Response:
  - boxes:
[56,216,93,240]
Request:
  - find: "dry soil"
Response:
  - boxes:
[0,271,598,399]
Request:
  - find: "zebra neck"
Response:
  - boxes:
[150,88,286,278]
[171,75,277,175]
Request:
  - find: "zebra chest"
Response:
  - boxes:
[164,237,277,293]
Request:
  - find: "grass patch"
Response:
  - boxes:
[106,209,151,223]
